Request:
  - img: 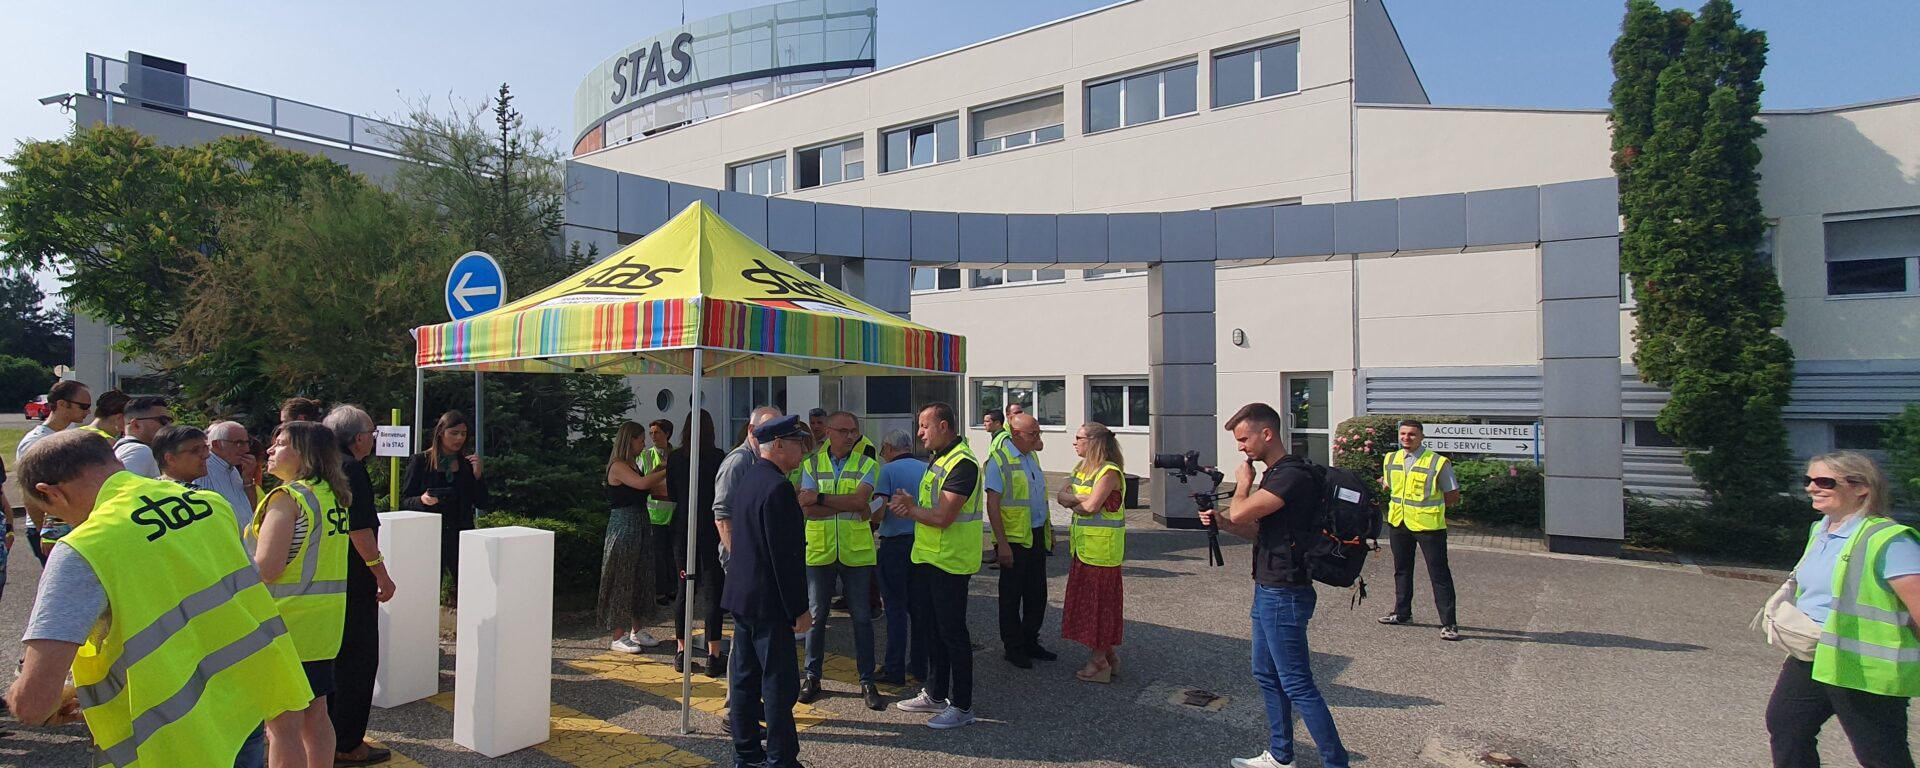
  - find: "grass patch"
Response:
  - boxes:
[0,426,27,460]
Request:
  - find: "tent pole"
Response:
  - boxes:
[680,348,704,735]
[414,367,424,452]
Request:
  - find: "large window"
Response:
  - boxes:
[975,378,1067,427]
[912,267,961,293]
[727,155,786,196]
[868,376,959,418]
[728,376,789,444]
[971,268,1065,288]
[1833,422,1885,451]
[882,116,959,173]
[797,262,844,289]
[1085,61,1198,133]
[1286,375,1330,464]
[796,137,864,190]
[1212,39,1300,108]
[1824,213,1919,296]
[971,93,1065,156]
[1089,379,1149,429]
[1622,419,1679,448]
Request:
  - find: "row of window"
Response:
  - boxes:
[724,36,1301,195]
[912,266,1137,293]
[1623,419,1885,453]
[974,378,1149,431]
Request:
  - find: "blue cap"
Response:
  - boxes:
[752,415,807,443]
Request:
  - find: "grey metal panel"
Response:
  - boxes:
[1539,178,1619,242]
[1007,214,1058,265]
[1148,363,1217,417]
[1466,186,1540,247]
[958,213,1008,267]
[1273,203,1336,259]
[863,208,911,262]
[1543,358,1622,419]
[1147,312,1217,367]
[1623,447,1703,499]
[1057,214,1108,265]
[1396,193,1466,252]
[1540,297,1621,359]
[617,173,671,236]
[911,211,961,266]
[561,225,620,262]
[1107,213,1162,265]
[767,197,817,255]
[845,259,911,316]
[1361,366,1542,417]
[1540,237,1620,301]
[1543,416,1623,479]
[717,190,769,246]
[1333,199,1398,254]
[1543,475,1625,539]
[816,203,864,258]
[1150,413,1220,522]
[1785,361,1920,419]
[1620,371,1668,420]
[1160,211,1216,262]
[564,163,619,231]
[1147,261,1216,316]
[668,183,719,216]
[1216,207,1275,262]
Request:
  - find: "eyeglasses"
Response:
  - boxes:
[134,415,175,427]
[1803,476,1851,490]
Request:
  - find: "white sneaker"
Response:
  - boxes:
[1230,751,1293,768]
[925,705,975,730]
[893,690,947,713]
[610,634,643,654]
[631,629,663,648]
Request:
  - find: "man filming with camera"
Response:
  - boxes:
[1200,403,1349,768]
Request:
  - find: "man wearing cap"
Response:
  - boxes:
[721,415,814,768]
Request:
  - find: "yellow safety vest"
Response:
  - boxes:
[248,479,350,661]
[1068,462,1126,567]
[63,472,312,768]
[991,439,1050,551]
[912,441,984,576]
[1384,449,1450,532]
[854,435,876,461]
[80,424,117,442]
[803,449,879,567]
[1806,518,1920,697]
[639,447,676,526]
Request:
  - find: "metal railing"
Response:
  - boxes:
[86,53,412,156]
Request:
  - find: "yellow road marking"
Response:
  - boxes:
[364,739,428,768]
[566,653,829,731]
[427,691,713,768]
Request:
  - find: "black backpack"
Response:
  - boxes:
[1299,459,1381,598]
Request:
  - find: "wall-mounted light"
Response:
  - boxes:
[1231,328,1247,347]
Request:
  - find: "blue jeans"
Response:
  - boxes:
[729,614,801,768]
[876,536,924,681]
[233,723,266,768]
[1251,584,1348,768]
[805,563,875,683]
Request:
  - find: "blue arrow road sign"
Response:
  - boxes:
[445,251,506,321]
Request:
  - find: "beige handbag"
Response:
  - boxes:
[1752,575,1820,661]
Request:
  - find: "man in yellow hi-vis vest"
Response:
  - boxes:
[987,412,1054,669]
[795,411,884,710]
[8,430,312,768]
[1377,419,1463,641]
[887,402,984,730]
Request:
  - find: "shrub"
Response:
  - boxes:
[1331,414,1473,511]
[1883,403,1920,508]
[1624,491,1810,566]
[0,354,49,412]
[1451,460,1544,528]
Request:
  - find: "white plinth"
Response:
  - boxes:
[372,511,441,709]
[453,526,554,757]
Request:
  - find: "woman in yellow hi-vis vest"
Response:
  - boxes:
[1057,422,1127,684]
[1766,451,1920,767]
[251,421,353,768]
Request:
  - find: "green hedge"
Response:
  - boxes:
[1625,492,1809,566]
[1452,460,1544,528]
[1332,414,1474,512]
[1885,403,1920,508]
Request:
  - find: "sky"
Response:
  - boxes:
[3,0,1918,298]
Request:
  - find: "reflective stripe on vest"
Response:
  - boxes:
[639,448,675,526]
[1813,518,1920,696]
[1068,462,1126,567]
[803,449,878,567]
[98,615,292,767]
[1385,450,1449,531]
[911,441,984,575]
[76,563,264,709]
[991,440,1049,550]
[252,481,349,661]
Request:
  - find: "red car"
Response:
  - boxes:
[24,395,51,420]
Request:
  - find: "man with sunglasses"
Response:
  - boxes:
[113,396,172,479]
[17,380,92,566]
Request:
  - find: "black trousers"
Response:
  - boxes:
[676,564,728,647]
[1767,657,1914,768]
[1389,524,1457,627]
[913,563,973,711]
[652,522,676,600]
[329,586,380,753]
[729,614,801,768]
[997,529,1049,652]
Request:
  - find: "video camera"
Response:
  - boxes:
[1153,450,1230,567]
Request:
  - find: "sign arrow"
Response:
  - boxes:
[452,272,499,313]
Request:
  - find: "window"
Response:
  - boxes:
[796,138,864,190]
[727,155,786,196]
[971,268,1065,288]
[912,267,961,293]
[869,376,959,418]
[1085,62,1198,133]
[797,262,844,289]
[975,378,1067,427]
[1089,380,1149,429]
[728,376,789,444]
[1833,422,1885,451]
[971,93,1065,156]
[1213,39,1301,107]
[882,116,959,173]
[1824,213,1919,296]
[1086,268,1146,279]
[1286,375,1330,464]
[1622,419,1678,448]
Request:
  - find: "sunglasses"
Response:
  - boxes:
[65,400,92,411]
[1803,476,1850,490]
[135,415,175,427]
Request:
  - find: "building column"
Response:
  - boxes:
[1148,259,1217,528]
[1537,179,1624,556]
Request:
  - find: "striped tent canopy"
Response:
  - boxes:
[413,201,965,377]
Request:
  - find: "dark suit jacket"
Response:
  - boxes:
[719,457,808,624]
[399,450,489,531]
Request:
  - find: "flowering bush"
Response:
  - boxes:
[1331,414,1472,511]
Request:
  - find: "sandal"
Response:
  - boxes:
[1075,661,1112,684]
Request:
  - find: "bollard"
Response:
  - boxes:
[453,526,554,757]
[372,511,442,708]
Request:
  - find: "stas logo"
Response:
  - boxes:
[611,33,697,104]
[131,491,215,541]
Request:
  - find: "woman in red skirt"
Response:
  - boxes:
[1056,422,1127,683]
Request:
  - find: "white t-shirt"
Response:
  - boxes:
[114,438,161,479]
[14,423,60,461]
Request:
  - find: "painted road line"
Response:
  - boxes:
[567,653,830,731]
[427,691,713,768]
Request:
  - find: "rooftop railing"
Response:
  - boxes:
[86,53,412,156]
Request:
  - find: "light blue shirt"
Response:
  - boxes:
[1794,515,1920,625]
[797,450,877,494]
[983,441,1047,527]
[872,456,929,538]
[200,452,254,537]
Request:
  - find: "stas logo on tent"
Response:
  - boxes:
[611,33,696,104]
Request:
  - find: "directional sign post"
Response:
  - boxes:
[446,252,506,463]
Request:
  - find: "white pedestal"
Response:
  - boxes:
[372,511,442,709]
[453,526,554,757]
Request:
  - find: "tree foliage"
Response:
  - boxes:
[1884,404,1920,508]
[0,354,50,411]
[0,269,72,368]
[1610,0,1792,506]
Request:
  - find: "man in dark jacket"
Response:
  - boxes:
[720,415,814,768]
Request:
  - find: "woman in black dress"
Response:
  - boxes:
[400,410,489,590]
[667,408,728,674]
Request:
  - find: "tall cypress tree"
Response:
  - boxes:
[1611,0,1793,505]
